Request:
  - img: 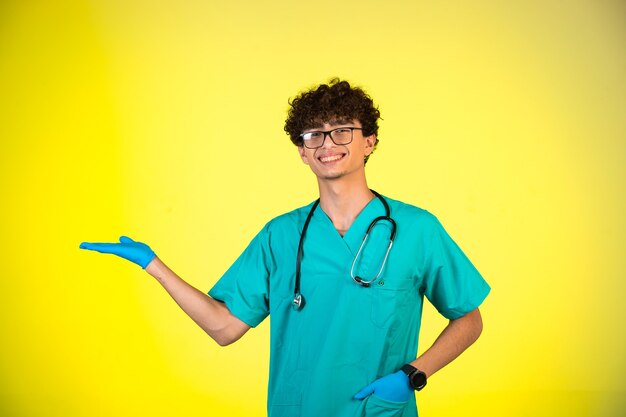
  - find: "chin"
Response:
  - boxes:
[320,171,347,181]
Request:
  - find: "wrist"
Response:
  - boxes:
[145,256,165,277]
[412,359,432,379]
[401,364,427,391]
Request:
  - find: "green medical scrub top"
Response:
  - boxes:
[209,195,490,417]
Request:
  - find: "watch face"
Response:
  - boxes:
[411,371,427,390]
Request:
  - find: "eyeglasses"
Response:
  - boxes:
[299,127,363,149]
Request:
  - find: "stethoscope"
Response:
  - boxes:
[292,190,397,311]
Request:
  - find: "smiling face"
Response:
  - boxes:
[298,119,376,182]
[284,79,381,166]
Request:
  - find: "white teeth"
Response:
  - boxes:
[320,154,343,163]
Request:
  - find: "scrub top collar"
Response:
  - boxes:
[312,195,388,256]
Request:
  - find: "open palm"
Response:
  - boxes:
[79,236,156,269]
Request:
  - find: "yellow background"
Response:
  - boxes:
[1,0,624,416]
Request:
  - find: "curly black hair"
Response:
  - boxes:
[284,78,381,164]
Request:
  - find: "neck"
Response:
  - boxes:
[317,177,375,236]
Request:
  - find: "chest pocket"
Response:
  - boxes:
[352,227,419,329]
[367,271,416,329]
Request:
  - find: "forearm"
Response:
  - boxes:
[412,308,483,378]
[145,256,250,346]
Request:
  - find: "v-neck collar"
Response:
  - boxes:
[312,195,387,257]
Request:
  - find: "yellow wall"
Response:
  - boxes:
[1,1,624,416]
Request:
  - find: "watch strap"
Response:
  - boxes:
[401,364,417,376]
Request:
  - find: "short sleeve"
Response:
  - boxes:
[419,213,491,320]
[208,225,273,327]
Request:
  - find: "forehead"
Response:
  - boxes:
[304,117,360,130]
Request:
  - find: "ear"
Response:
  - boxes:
[364,134,376,156]
[298,146,310,165]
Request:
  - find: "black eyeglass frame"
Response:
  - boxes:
[298,127,363,149]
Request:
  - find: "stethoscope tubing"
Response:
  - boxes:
[293,198,320,303]
[293,190,396,310]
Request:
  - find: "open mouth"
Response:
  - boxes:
[318,153,346,164]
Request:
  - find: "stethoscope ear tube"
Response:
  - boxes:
[350,221,395,287]
[353,277,371,287]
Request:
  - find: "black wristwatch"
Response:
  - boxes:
[401,364,427,391]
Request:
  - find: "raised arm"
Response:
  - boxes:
[79,236,250,346]
[145,256,250,345]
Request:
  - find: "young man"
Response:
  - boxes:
[80,79,490,417]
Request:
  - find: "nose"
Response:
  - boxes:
[320,131,335,148]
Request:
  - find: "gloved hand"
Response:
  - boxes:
[354,371,412,402]
[79,236,156,269]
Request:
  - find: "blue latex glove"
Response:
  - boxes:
[79,236,156,269]
[354,371,412,402]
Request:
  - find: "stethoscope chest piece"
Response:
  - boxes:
[292,293,304,310]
